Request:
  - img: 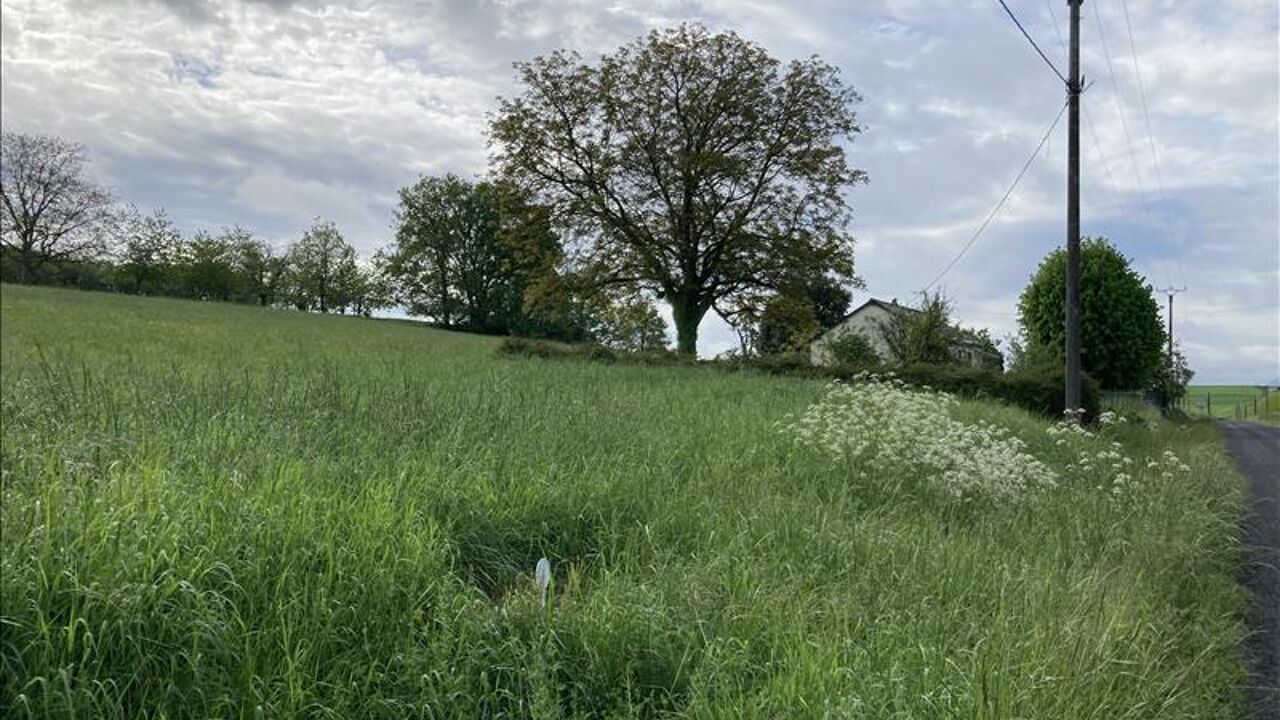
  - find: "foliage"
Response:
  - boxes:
[1,284,1248,718]
[183,230,236,301]
[502,332,1098,418]
[499,336,688,367]
[284,218,358,313]
[1149,343,1195,407]
[822,329,882,367]
[495,184,590,341]
[1,133,388,317]
[880,292,955,366]
[1018,237,1165,390]
[756,292,821,354]
[227,228,287,306]
[1004,329,1057,372]
[385,175,510,330]
[119,207,184,295]
[1,131,115,281]
[891,363,1099,419]
[491,23,866,353]
[807,276,854,330]
[592,293,669,352]
[753,276,852,355]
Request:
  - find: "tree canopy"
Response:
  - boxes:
[490,23,865,354]
[383,175,521,332]
[754,275,852,355]
[1018,237,1165,390]
[1,131,115,281]
[286,219,358,313]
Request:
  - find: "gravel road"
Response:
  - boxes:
[1221,421,1280,717]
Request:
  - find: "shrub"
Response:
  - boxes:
[896,364,1099,419]
[497,336,692,368]
[497,339,1099,419]
[823,330,883,366]
[879,291,954,365]
[1018,237,1165,390]
[1148,344,1194,408]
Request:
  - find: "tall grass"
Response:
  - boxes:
[0,284,1249,718]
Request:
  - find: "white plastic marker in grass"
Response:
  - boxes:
[535,557,552,609]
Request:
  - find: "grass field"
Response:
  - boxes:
[1183,385,1278,421]
[0,284,1251,718]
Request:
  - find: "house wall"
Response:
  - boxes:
[810,304,896,366]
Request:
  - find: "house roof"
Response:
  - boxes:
[837,297,918,324]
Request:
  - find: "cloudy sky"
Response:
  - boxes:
[3,0,1277,382]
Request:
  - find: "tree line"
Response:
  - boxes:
[0,131,386,314]
[0,132,667,347]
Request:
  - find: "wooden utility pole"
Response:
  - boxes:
[1065,0,1084,413]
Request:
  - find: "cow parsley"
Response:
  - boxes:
[780,375,1057,503]
[1048,412,1191,499]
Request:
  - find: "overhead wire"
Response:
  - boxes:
[924,100,1070,292]
[1042,0,1141,225]
[1091,0,1149,213]
[996,0,1067,83]
[1117,0,1188,288]
[1090,0,1180,289]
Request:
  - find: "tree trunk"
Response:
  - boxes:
[671,297,706,356]
[20,251,37,283]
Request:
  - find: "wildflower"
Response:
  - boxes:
[780,377,1056,503]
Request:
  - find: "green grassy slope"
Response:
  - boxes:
[1184,385,1276,420]
[0,284,1249,718]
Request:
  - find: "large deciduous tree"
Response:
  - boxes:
[286,219,357,313]
[120,207,183,294]
[184,230,236,301]
[1,132,115,281]
[384,175,518,330]
[490,23,866,354]
[1018,237,1165,390]
[225,227,287,306]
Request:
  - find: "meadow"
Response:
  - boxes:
[1182,385,1279,422]
[0,284,1251,718]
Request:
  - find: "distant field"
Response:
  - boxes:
[1184,385,1276,419]
[0,284,1250,718]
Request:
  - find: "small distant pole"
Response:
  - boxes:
[1155,286,1187,360]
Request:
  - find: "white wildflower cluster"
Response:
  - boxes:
[1047,410,1192,499]
[780,375,1057,503]
[1096,410,1128,426]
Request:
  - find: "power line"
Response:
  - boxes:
[1090,0,1184,290]
[1091,1,1151,220]
[996,0,1067,84]
[1042,0,1067,51]
[1043,0,1143,223]
[924,100,1069,291]
[1117,0,1188,288]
